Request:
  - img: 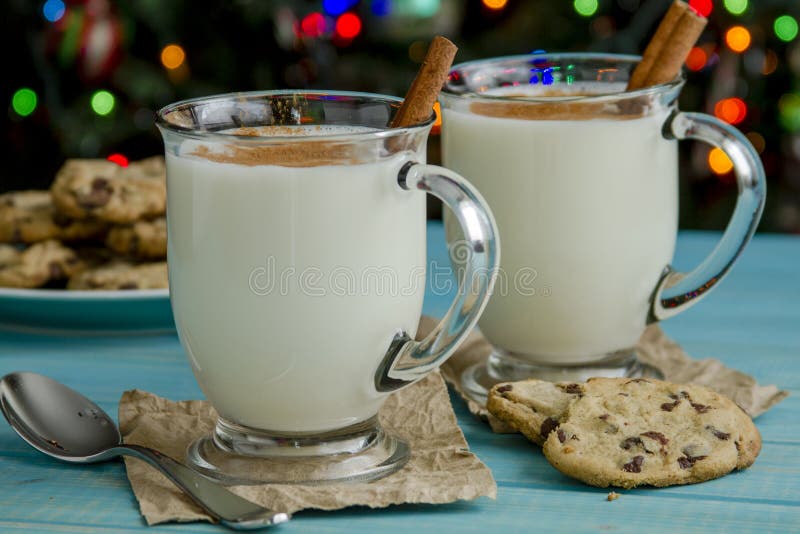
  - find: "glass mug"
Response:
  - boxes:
[440,54,766,402]
[156,91,499,484]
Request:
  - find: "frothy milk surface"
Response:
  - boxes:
[442,86,678,362]
[167,125,427,432]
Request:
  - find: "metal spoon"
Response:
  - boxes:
[0,371,289,530]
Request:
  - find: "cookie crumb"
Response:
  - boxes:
[607,492,620,502]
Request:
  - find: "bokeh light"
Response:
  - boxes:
[714,97,748,124]
[745,132,766,154]
[12,88,38,117]
[709,148,734,174]
[107,154,129,167]
[301,12,326,38]
[371,0,391,16]
[335,13,361,39]
[686,47,708,71]
[323,0,356,16]
[689,0,713,17]
[723,0,747,16]
[482,0,508,10]
[42,0,65,23]
[725,26,751,53]
[573,0,598,17]
[91,90,115,116]
[404,0,440,17]
[778,93,800,132]
[762,50,779,75]
[431,102,442,134]
[774,15,799,43]
[160,44,186,70]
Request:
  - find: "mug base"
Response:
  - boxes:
[185,416,409,485]
[460,347,663,405]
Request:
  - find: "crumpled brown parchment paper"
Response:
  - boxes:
[119,371,496,526]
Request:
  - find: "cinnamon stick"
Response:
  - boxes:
[627,1,688,91]
[391,36,458,128]
[628,0,707,91]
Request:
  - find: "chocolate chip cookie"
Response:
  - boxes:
[51,157,166,223]
[67,261,167,290]
[0,190,107,243]
[488,377,761,488]
[105,217,166,260]
[0,240,83,288]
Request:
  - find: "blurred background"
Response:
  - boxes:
[2,0,798,232]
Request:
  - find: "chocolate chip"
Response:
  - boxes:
[557,429,566,443]
[119,282,139,290]
[707,426,730,440]
[561,383,583,394]
[641,431,669,445]
[622,455,644,473]
[660,400,680,412]
[669,391,690,400]
[599,414,610,421]
[495,384,513,394]
[677,455,707,469]
[540,417,559,438]
[691,402,711,414]
[48,262,63,279]
[620,437,644,450]
[52,213,71,228]
[77,178,114,209]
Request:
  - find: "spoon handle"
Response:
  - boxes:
[113,444,290,530]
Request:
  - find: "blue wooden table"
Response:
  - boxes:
[0,222,797,533]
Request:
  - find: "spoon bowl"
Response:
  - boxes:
[0,372,120,461]
[0,371,289,530]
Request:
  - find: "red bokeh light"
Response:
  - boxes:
[685,47,707,71]
[714,97,747,125]
[301,12,326,38]
[107,153,129,167]
[335,13,361,39]
[689,0,713,17]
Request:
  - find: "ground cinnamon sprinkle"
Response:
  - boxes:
[468,96,649,121]
[191,142,360,167]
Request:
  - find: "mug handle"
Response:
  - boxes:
[374,161,500,393]
[650,111,767,322]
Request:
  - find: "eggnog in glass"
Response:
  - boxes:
[440,54,765,402]
[157,91,498,484]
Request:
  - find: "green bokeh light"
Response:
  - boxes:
[11,88,37,117]
[91,90,115,116]
[573,0,598,17]
[779,93,800,132]
[774,15,799,43]
[398,0,440,18]
[723,0,747,16]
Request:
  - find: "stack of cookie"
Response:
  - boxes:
[487,377,762,488]
[0,157,168,290]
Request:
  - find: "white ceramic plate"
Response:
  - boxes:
[0,287,174,334]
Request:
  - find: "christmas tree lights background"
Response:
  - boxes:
[3,0,799,232]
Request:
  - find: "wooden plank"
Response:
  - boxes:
[0,226,797,532]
